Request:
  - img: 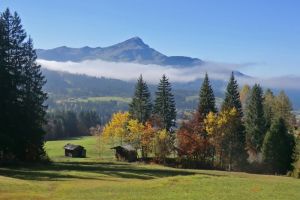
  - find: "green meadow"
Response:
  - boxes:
[0,136,299,200]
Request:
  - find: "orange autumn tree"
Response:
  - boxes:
[177,113,213,163]
[140,122,156,158]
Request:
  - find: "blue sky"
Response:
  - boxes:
[1,0,300,78]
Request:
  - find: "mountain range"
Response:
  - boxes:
[37,37,300,110]
[37,37,205,67]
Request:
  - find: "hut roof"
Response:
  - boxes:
[64,143,84,151]
[111,144,135,151]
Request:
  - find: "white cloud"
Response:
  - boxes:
[37,59,241,83]
[238,76,300,90]
[37,59,300,90]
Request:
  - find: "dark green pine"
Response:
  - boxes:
[153,74,176,131]
[221,72,243,117]
[198,73,217,117]
[129,75,152,124]
[0,9,47,161]
[221,72,247,166]
[262,118,295,174]
[245,84,266,152]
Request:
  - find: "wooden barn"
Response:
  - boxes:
[64,143,86,158]
[111,145,137,162]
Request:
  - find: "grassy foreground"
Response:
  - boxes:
[0,136,299,200]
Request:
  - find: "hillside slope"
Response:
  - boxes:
[0,136,299,200]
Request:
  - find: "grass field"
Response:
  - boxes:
[0,136,299,200]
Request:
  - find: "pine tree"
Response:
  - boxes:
[245,84,266,153]
[198,73,216,117]
[0,9,11,158]
[0,9,47,161]
[18,38,47,160]
[221,72,247,166]
[129,75,152,124]
[153,75,176,131]
[262,118,295,174]
[0,9,27,160]
[221,72,243,117]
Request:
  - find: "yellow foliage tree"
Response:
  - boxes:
[205,108,240,169]
[102,112,130,145]
[127,119,145,148]
[102,112,157,159]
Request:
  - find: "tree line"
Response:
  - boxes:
[44,110,101,140]
[103,72,299,175]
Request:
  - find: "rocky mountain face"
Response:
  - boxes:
[37,37,203,67]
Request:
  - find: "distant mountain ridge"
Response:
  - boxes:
[37,37,300,110]
[37,37,204,67]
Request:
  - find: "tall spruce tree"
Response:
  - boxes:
[153,74,176,131]
[262,118,295,174]
[245,84,266,153]
[0,9,47,161]
[222,72,243,117]
[198,73,216,117]
[129,75,152,124]
[221,72,247,166]
[0,9,10,158]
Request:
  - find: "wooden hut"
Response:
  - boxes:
[111,144,137,162]
[64,143,86,158]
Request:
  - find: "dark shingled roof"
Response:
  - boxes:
[64,143,84,151]
[111,144,136,151]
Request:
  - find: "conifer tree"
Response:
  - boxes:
[198,73,216,117]
[262,118,295,174]
[221,72,247,166]
[0,9,11,158]
[221,72,243,117]
[129,75,152,124]
[153,75,176,131]
[245,84,266,153]
[0,9,47,161]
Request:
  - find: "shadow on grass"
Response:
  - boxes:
[0,161,224,181]
[46,136,86,142]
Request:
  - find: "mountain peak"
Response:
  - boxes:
[127,36,144,43]
[117,36,148,48]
